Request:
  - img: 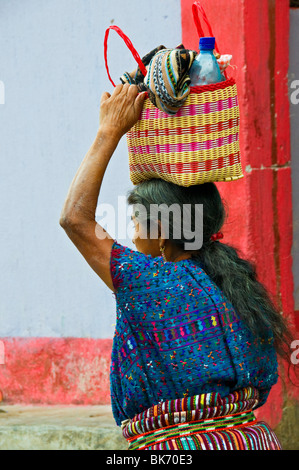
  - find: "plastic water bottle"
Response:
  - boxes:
[189,37,224,86]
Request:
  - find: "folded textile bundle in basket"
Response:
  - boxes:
[120,44,197,115]
[120,44,232,115]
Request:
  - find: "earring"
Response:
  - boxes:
[160,246,167,262]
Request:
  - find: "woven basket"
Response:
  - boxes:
[104,1,243,187]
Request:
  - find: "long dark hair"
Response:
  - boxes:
[127,178,294,366]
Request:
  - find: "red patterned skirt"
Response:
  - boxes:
[121,387,282,450]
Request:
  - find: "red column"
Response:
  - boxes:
[181,0,298,429]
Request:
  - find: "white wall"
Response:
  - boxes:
[0,0,182,337]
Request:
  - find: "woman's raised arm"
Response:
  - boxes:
[59,84,146,291]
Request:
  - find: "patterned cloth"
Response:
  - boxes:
[217,54,233,74]
[120,44,197,115]
[110,241,279,427]
[122,388,282,450]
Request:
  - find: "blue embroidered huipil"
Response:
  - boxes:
[109,241,278,426]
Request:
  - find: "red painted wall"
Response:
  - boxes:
[0,338,112,405]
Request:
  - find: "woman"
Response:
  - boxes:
[60,83,291,450]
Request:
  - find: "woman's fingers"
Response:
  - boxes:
[111,83,131,99]
[99,84,146,137]
[127,84,139,98]
[111,83,125,97]
[107,83,140,103]
[100,91,111,104]
[134,91,147,113]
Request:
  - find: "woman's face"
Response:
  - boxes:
[131,215,160,257]
[131,213,193,263]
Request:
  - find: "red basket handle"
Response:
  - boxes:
[192,1,228,78]
[104,25,147,87]
[192,1,219,53]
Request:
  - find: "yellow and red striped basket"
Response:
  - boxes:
[104,2,244,187]
[127,77,243,187]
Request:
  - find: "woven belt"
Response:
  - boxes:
[126,410,257,450]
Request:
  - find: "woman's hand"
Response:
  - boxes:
[99,83,146,140]
[60,83,147,292]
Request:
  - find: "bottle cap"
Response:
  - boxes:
[199,37,215,50]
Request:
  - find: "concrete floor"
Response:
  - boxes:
[0,404,128,450]
[1,403,298,450]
